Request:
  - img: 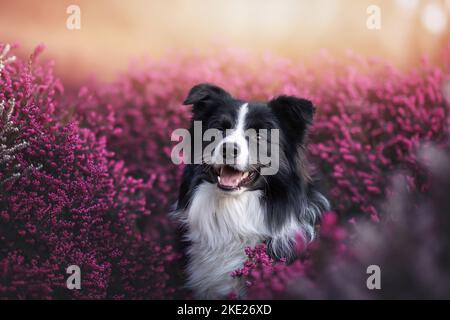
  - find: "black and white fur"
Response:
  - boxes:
[172,83,329,299]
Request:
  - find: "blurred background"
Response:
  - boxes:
[1,0,450,84]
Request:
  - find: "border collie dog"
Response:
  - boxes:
[172,83,329,299]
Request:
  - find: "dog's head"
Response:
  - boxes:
[183,83,315,194]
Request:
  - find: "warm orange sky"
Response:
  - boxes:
[1,0,449,83]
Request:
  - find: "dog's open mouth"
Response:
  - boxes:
[215,165,258,191]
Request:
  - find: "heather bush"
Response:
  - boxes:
[0,44,183,299]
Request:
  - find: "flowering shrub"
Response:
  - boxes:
[0,44,183,299]
[229,244,306,300]
[1,42,449,299]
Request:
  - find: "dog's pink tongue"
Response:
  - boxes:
[219,166,243,188]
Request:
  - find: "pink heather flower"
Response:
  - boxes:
[0,44,185,299]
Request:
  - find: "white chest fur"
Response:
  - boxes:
[182,182,268,299]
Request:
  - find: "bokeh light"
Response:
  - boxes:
[422,1,448,34]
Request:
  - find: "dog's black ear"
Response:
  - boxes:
[183,83,232,105]
[269,95,315,143]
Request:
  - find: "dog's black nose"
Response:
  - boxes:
[222,142,240,161]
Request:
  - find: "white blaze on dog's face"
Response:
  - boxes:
[212,102,249,169]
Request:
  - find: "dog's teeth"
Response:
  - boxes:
[242,172,249,179]
[220,167,224,175]
[218,176,221,182]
